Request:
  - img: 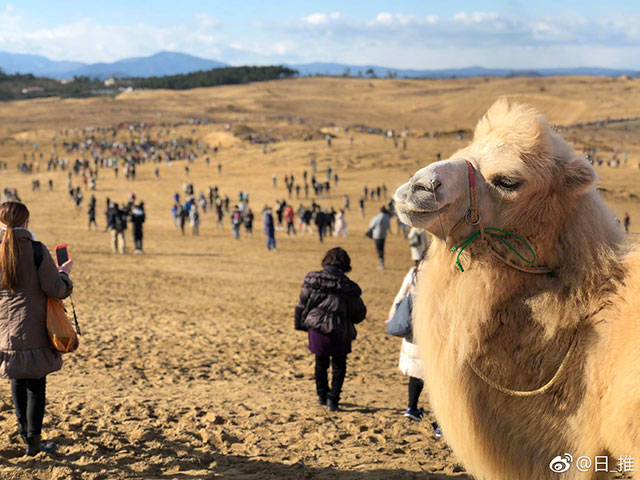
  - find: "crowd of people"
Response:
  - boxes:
[2,115,637,466]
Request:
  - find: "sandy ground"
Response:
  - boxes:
[0,77,638,479]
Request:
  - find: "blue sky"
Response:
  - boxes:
[0,1,639,68]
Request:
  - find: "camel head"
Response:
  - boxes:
[394,98,599,248]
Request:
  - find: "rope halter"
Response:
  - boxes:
[447,160,551,275]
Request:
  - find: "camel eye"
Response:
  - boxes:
[492,177,521,191]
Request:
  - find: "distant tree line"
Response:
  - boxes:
[0,65,298,101]
[126,65,297,90]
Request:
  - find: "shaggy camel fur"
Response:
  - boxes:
[394,98,640,480]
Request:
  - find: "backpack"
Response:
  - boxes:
[113,211,126,230]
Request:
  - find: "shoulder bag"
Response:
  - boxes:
[32,241,81,353]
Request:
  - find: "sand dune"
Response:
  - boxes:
[0,77,637,479]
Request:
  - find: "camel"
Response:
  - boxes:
[393,97,640,480]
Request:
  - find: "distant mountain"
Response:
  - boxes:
[62,52,228,80]
[285,62,639,79]
[1,50,638,81]
[0,51,85,76]
[0,51,228,80]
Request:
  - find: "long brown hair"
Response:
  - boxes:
[0,202,30,292]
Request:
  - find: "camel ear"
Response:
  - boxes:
[563,156,598,194]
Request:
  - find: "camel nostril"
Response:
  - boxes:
[411,177,441,194]
[428,179,442,192]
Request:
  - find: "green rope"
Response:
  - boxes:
[450,228,538,272]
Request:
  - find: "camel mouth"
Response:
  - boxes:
[394,200,450,229]
[395,200,449,216]
[406,204,448,215]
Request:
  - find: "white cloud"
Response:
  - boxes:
[453,12,500,24]
[372,12,419,26]
[376,12,393,25]
[0,11,226,63]
[303,12,340,25]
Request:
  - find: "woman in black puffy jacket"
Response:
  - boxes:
[295,247,366,411]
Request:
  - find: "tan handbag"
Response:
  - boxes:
[46,297,79,353]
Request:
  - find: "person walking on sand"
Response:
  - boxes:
[171,204,179,230]
[215,200,224,230]
[334,209,347,237]
[623,212,630,233]
[244,209,254,238]
[386,263,442,436]
[263,206,276,251]
[179,204,188,235]
[107,202,127,254]
[130,203,146,254]
[0,201,74,456]
[231,205,243,240]
[189,204,200,236]
[88,198,98,231]
[407,227,428,266]
[295,247,366,411]
[315,209,329,243]
[368,207,391,269]
[276,200,285,231]
[284,204,296,236]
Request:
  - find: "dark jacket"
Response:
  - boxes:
[106,206,116,229]
[296,266,366,344]
[263,211,275,236]
[130,209,145,239]
[0,229,73,379]
[107,205,127,231]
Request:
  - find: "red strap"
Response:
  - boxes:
[465,160,476,189]
[447,160,481,239]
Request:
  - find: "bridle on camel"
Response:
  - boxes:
[432,160,584,397]
[441,160,552,274]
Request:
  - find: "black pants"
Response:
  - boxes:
[374,238,386,261]
[408,376,424,411]
[315,355,347,403]
[11,377,47,438]
[134,235,143,250]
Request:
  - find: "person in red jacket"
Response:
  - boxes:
[283,204,296,235]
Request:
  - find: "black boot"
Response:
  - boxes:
[327,399,339,412]
[18,422,28,445]
[26,435,56,456]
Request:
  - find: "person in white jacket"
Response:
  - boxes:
[407,227,428,266]
[333,209,347,237]
[387,264,442,436]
